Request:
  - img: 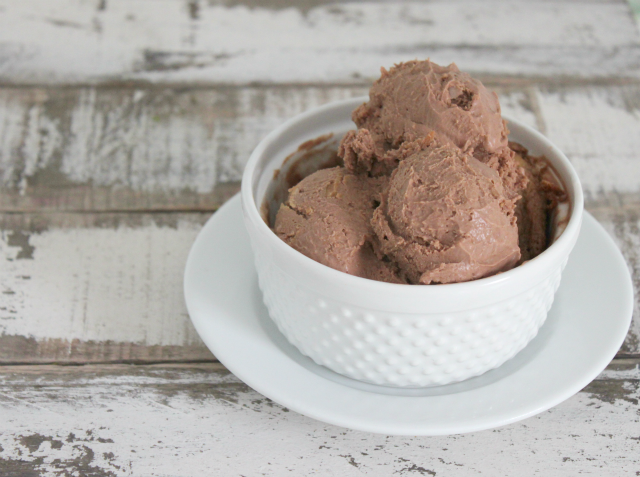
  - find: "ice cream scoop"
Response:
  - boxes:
[274,167,404,283]
[371,143,521,284]
[348,61,507,162]
[342,60,526,198]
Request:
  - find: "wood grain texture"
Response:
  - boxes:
[0,85,366,212]
[0,212,213,362]
[1,208,639,363]
[6,83,640,211]
[0,0,639,85]
[0,336,214,365]
[0,360,637,476]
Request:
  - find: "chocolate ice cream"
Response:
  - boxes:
[340,60,525,198]
[511,141,567,261]
[274,167,403,283]
[272,59,563,284]
[371,143,520,284]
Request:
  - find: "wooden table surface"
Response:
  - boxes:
[1,0,640,475]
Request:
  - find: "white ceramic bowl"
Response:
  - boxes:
[241,97,584,388]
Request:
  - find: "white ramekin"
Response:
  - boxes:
[241,97,584,388]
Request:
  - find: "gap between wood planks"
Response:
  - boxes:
[2,186,638,214]
[0,207,229,215]
[0,358,635,373]
[0,356,633,368]
[0,358,219,367]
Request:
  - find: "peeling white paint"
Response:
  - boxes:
[539,86,640,198]
[0,217,204,346]
[3,84,640,201]
[0,0,638,84]
[0,364,637,476]
[0,87,367,195]
[0,87,533,197]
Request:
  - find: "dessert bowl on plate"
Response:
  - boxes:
[241,97,584,388]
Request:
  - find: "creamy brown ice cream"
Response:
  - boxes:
[511,141,567,262]
[340,60,526,199]
[272,59,563,284]
[274,167,403,283]
[371,143,520,284]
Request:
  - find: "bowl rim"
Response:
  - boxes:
[241,96,584,295]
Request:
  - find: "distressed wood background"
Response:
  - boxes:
[0,0,639,475]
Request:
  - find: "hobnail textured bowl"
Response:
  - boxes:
[241,97,583,388]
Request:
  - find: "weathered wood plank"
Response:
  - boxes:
[1,83,639,212]
[0,360,637,476]
[1,207,639,364]
[0,84,536,212]
[0,0,638,85]
[2,82,629,210]
[0,85,367,212]
[0,212,213,362]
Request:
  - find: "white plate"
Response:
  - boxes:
[184,194,633,436]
